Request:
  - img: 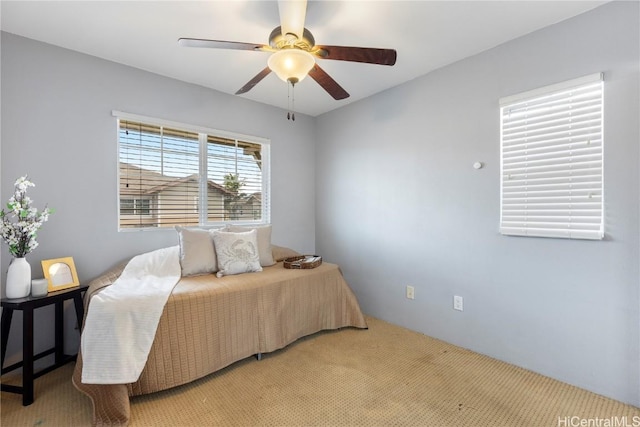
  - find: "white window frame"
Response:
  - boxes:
[499,73,604,240]
[114,111,271,231]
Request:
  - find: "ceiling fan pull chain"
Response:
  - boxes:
[287,79,296,121]
[287,81,291,120]
[292,81,296,121]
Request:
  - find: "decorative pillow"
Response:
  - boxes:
[271,245,302,262]
[223,225,275,267]
[211,229,263,278]
[176,226,217,276]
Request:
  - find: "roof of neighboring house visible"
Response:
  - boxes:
[119,163,230,196]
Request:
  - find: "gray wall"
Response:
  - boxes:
[1,32,317,363]
[315,1,639,407]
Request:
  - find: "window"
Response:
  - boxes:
[499,73,604,240]
[115,111,270,230]
[119,198,151,216]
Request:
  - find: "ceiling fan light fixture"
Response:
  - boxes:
[179,0,395,102]
[268,49,315,84]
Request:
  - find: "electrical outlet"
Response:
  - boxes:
[406,285,415,300]
[453,295,463,311]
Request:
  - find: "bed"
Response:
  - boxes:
[72,241,368,426]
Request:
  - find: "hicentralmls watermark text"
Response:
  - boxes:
[558,416,640,427]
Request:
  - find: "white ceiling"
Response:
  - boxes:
[1,1,608,117]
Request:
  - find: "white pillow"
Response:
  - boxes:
[223,225,275,267]
[211,229,263,278]
[176,226,217,276]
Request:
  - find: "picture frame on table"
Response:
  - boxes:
[41,257,80,292]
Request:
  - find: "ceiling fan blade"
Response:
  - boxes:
[278,0,307,40]
[313,46,397,66]
[178,38,269,52]
[308,64,349,100]
[235,67,272,95]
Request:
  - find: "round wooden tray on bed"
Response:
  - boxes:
[283,255,323,269]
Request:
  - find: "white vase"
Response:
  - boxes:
[6,257,32,299]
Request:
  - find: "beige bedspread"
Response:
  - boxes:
[72,260,367,426]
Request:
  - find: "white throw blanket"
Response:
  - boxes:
[81,246,181,384]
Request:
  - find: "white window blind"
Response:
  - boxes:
[115,112,269,230]
[499,73,604,240]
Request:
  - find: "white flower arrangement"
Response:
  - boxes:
[0,176,53,258]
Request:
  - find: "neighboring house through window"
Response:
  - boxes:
[499,73,604,240]
[115,111,270,230]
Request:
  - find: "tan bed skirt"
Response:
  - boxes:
[73,261,368,426]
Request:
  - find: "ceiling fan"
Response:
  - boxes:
[178,0,397,102]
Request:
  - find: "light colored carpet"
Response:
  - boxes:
[2,316,638,426]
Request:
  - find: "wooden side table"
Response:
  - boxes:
[1,284,87,406]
